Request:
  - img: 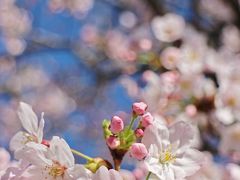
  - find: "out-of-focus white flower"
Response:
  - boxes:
[215,107,234,125]
[9,102,45,153]
[199,0,235,22]
[21,136,91,180]
[219,123,240,155]
[177,45,204,75]
[187,152,223,180]
[0,148,11,171]
[161,47,181,70]
[221,25,240,53]
[49,0,94,18]
[119,11,137,29]
[142,120,203,180]
[4,37,26,56]
[92,166,122,180]
[225,163,240,180]
[151,13,185,42]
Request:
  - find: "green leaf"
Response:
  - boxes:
[102,119,112,139]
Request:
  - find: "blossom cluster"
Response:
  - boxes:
[0,101,208,180]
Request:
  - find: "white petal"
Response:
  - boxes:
[18,102,38,135]
[144,145,162,179]
[26,165,52,180]
[142,123,169,150]
[15,142,50,166]
[109,169,123,180]
[36,113,45,143]
[67,164,92,180]
[174,148,203,177]
[170,164,186,179]
[162,168,175,180]
[169,121,194,152]
[10,131,29,151]
[92,166,111,180]
[49,136,74,167]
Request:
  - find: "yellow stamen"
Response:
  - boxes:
[48,162,66,178]
[159,146,176,165]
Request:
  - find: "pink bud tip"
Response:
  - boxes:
[185,104,197,117]
[135,129,144,138]
[110,116,124,134]
[132,102,148,115]
[130,143,148,160]
[106,136,120,149]
[141,112,153,128]
[41,139,50,147]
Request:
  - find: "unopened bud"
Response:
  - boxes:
[141,112,153,128]
[132,102,148,115]
[135,129,144,138]
[110,116,124,134]
[130,143,148,160]
[106,136,120,149]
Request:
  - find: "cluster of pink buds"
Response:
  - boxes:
[102,101,151,169]
[106,116,124,149]
[132,102,154,138]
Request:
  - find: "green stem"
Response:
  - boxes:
[146,172,152,180]
[71,148,93,162]
[127,114,137,132]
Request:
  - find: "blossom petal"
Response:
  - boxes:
[9,131,29,151]
[174,148,203,177]
[67,164,92,180]
[15,142,50,166]
[109,169,123,180]
[169,121,194,152]
[36,113,45,143]
[144,144,163,179]
[49,136,74,167]
[92,166,111,180]
[142,121,169,150]
[18,102,38,135]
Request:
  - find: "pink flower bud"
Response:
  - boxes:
[132,102,147,115]
[141,112,153,128]
[106,136,120,149]
[185,104,197,117]
[130,143,148,160]
[41,139,50,147]
[135,129,144,138]
[110,116,124,134]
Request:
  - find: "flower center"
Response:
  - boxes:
[48,162,66,178]
[159,147,176,165]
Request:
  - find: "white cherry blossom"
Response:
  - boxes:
[142,120,203,180]
[20,136,91,180]
[10,102,45,153]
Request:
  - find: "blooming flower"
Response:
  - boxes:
[142,120,203,180]
[10,102,45,153]
[151,13,185,42]
[19,136,91,180]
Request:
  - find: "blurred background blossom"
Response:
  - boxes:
[0,0,240,178]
